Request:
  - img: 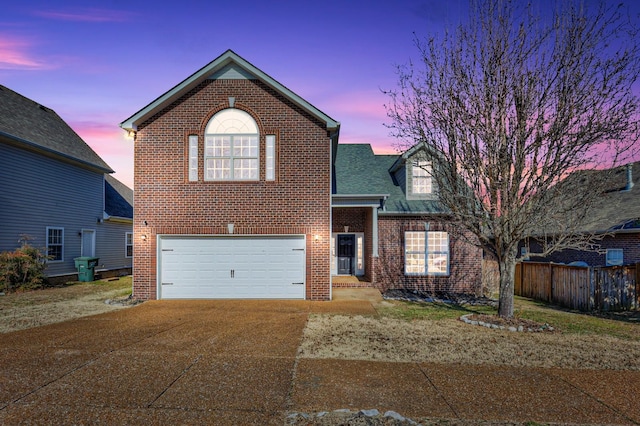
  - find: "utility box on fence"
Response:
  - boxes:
[74,257,99,282]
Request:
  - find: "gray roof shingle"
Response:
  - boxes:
[104,174,133,219]
[0,85,112,173]
[334,144,445,214]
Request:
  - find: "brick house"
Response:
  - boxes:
[522,162,640,267]
[120,50,482,300]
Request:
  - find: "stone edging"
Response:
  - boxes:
[286,408,419,425]
[459,314,555,332]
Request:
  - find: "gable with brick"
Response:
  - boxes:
[121,50,482,300]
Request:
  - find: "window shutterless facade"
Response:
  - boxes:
[265,134,276,181]
[404,231,449,275]
[46,227,64,262]
[411,160,432,195]
[125,232,133,258]
[203,108,259,181]
[606,248,623,266]
[188,135,198,181]
[204,135,258,180]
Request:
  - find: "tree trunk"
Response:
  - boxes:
[497,250,517,318]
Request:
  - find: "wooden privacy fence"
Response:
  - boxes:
[514,262,639,312]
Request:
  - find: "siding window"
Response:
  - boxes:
[125,232,133,258]
[47,227,64,262]
[204,109,259,181]
[411,161,432,195]
[404,231,449,275]
[188,135,198,181]
[606,249,623,266]
[266,134,276,181]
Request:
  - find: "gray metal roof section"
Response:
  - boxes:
[0,85,113,173]
[104,174,133,220]
[120,49,340,133]
[334,144,445,214]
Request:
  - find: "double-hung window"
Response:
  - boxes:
[204,109,259,181]
[125,232,133,258]
[410,160,432,196]
[404,231,449,275]
[47,227,64,262]
[606,249,623,266]
[205,135,258,180]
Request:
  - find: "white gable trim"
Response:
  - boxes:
[120,50,340,133]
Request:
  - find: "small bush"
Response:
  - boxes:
[0,236,49,293]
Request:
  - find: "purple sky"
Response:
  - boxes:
[1,1,638,188]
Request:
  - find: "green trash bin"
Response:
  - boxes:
[74,257,99,282]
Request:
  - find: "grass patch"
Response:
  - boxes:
[0,276,132,309]
[377,296,640,341]
[378,300,496,321]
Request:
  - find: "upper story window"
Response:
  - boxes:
[410,160,432,196]
[204,109,259,181]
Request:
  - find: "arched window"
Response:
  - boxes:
[204,109,259,180]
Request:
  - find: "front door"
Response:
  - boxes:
[337,234,355,275]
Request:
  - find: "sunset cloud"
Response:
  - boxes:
[0,35,50,70]
[33,9,134,23]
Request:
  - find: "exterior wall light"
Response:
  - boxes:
[314,234,320,242]
[141,234,147,241]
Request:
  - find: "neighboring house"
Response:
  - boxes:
[120,50,482,300]
[0,85,133,282]
[523,162,640,267]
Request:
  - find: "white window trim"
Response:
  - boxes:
[605,248,623,266]
[125,232,133,258]
[266,134,276,181]
[188,135,198,181]
[404,231,450,276]
[407,160,433,200]
[204,109,260,182]
[46,227,64,263]
[330,232,365,276]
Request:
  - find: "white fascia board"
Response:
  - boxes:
[332,194,389,208]
[120,50,339,132]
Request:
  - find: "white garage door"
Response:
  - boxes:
[158,236,305,299]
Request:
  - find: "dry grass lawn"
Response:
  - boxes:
[299,299,640,370]
[0,277,133,333]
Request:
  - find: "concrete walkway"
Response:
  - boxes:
[0,298,638,425]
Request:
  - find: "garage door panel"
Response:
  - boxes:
[159,236,305,299]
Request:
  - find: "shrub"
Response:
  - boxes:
[0,235,49,293]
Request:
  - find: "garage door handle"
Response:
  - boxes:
[292,249,305,251]
[162,249,174,252]
[292,282,304,285]
[162,282,173,285]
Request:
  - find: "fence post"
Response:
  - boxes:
[589,266,595,311]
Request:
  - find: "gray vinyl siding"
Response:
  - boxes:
[0,142,130,277]
[95,221,132,272]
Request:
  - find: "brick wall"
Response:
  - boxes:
[132,79,331,300]
[375,216,482,295]
[525,233,640,266]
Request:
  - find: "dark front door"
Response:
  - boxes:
[337,234,356,275]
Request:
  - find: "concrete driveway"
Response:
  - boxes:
[1,297,639,425]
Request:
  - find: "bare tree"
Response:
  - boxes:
[385,0,640,318]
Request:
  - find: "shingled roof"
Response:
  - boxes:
[334,144,445,214]
[104,174,133,220]
[0,85,112,173]
[586,161,640,232]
